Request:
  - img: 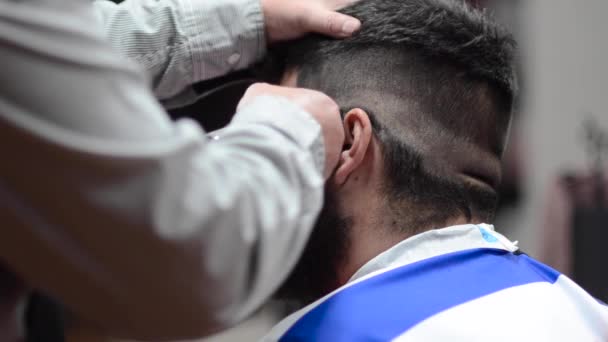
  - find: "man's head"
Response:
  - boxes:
[274,0,516,304]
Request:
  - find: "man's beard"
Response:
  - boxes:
[273,134,499,308]
[274,187,351,307]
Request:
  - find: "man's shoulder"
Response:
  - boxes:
[264,248,608,341]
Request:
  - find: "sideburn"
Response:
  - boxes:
[274,187,352,307]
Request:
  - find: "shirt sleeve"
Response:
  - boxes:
[93,0,266,106]
[0,1,322,339]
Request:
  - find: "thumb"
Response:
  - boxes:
[303,7,361,38]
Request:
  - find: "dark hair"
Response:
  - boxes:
[270,0,517,230]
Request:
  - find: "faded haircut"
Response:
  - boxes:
[265,0,517,230]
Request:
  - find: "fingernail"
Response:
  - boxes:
[341,19,361,35]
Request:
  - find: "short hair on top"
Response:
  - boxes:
[267,0,517,230]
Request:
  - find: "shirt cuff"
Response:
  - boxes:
[231,96,325,176]
[181,0,267,84]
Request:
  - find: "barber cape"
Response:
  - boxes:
[262,224,608,341]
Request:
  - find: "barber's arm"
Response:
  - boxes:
[94,0,265,106]
[93,0,361,108]
[0,0,343,340]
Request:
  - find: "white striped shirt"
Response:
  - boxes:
[0,0,324,339]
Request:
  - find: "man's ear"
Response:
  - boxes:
[334,108,373,186]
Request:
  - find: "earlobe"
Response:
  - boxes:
[334,108,373,186]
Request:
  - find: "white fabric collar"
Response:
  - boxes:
[348,223,519,284]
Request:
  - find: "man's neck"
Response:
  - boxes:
[336,214,471,286]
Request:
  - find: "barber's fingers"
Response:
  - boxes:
[301,6,361,38]
[237,83,345,179]
[261,0,361,42]
[322,0,361,10]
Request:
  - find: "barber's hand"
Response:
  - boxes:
[238,83,345,179]
[261,0,361,43]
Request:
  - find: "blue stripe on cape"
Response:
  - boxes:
[280,248,560,342]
